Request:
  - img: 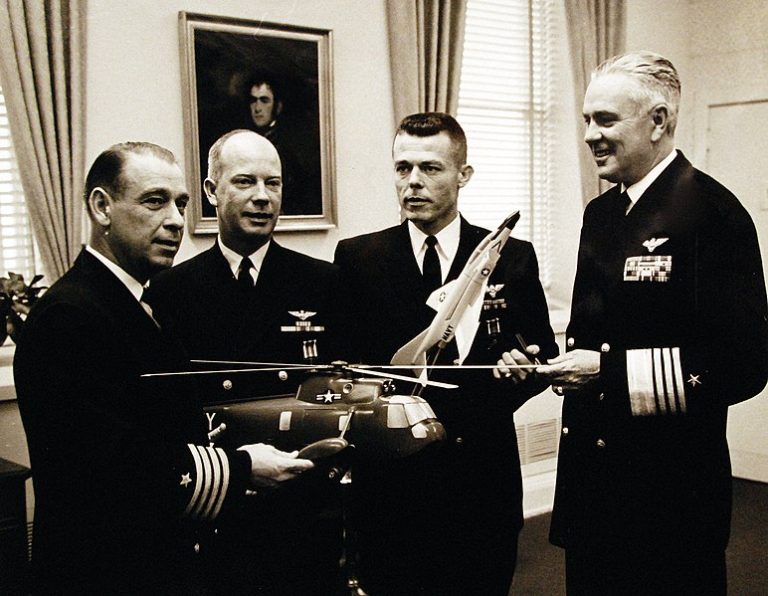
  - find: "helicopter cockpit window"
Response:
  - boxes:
[386,405,409,428]
[403,403,434,426]
[384,396,437,428]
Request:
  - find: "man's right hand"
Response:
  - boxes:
[237,443,314,488]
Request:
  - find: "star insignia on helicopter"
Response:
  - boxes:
[316,389,342,403]
[686,374,702,387]
[180,473,192,487]
[289,310,317,321]
[642,237,669,253]
[481,267,491,277]
[486,284,505,298]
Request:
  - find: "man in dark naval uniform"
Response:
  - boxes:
[146,130,340,595]
[334,112,558,595]
[533,52,768,595]
[147,129,339,395]
[13,142,312,595]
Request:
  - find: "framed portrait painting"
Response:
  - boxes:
[179,12,336,233]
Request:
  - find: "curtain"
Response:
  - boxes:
[386,0,467,123]
[0,0,87,282]
[565,0,625,205]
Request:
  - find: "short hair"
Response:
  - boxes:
[247,71,281,105]
[83,141,177,203]
[593,51,681,133]
[395,112,469,165]
[207,129,254,181]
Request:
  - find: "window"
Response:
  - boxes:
[0,85,38,280]
[457,0,569,289]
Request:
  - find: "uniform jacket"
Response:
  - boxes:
[551,152,768,553]
[13,250,251,595]
[146,240,340,398]
[334,216,557,594]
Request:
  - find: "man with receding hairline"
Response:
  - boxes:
[14,141,313,594]
[523,51,768,594]
[147,130,341,594]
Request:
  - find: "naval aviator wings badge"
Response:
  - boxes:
[281,310,325,361]
[280,310,326,333]
[483,284,507,311]
[642,237,669,253]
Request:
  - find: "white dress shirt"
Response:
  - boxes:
[407,213,461,284]
[218,237,270,286]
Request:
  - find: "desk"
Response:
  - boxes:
[0,458,30,595]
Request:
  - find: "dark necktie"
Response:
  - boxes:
[620,190,632,215]
[422,236,442,293]
[140,288,160,328]
[237,257,255,290]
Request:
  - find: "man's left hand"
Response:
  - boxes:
[535,349,600,391]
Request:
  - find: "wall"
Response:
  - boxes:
[1,0,397,522]
[686,0,768,481]
[626,0,768,481]
[85,0,398,263]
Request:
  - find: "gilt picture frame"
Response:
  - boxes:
[179,12,336,234]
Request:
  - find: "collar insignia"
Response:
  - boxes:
[642,237,669,253]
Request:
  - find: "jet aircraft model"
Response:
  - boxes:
[392,211,521,375]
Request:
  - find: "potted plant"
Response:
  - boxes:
[0,272,47,345]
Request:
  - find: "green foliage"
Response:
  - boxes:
[0,272,47,345]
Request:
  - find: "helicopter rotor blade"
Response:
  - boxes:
[354,363,539,370]
[141,365,327,378]
[346,366,458,389]
[191,359,315,368]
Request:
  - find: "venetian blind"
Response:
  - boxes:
[0,85,37,279]
[457,0,561,287]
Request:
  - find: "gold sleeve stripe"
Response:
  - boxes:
[191,445,213,519]
[652,348,668,414]
[210,448,230,520]
[183,445,231,520]
[184,444,204,517]
[671,347,687,413]
[627,349,655,416]
[198,446,220,520]
[627,347,687,416]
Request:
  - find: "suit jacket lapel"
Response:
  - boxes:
[447,217,483,281]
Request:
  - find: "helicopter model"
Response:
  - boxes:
[145,360,450,461]
[141,211,527,462]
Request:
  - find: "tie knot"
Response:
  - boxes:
[238,257,255,287]
[240,256,254,272]
[620,190,632,214]
[425,235,438,249]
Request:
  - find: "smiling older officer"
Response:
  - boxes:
[501,51,768,595]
